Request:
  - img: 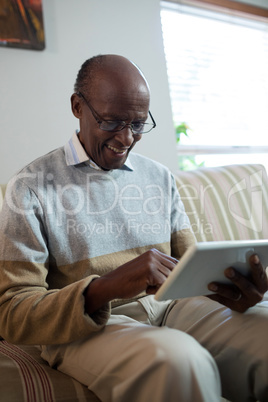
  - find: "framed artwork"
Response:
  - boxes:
[0,0,45,50]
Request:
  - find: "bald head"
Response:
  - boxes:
[74,54,150,100]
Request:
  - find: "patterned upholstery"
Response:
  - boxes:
[0,341,99,402]
[175,164,268,242]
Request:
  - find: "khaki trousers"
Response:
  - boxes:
[41,296,268,402]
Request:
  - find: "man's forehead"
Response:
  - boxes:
[94,66,147,86]
[86,69,150,101]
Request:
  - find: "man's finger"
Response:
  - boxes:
[249,254,268,294]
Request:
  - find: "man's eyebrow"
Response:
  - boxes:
[102,114,126,121]
[102,113,146,121]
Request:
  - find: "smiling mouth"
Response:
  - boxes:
[106,145,128,155]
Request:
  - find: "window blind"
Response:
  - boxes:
[161,1,268,169]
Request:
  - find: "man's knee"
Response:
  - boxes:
[138,327,219,383]
[125,327,221,401]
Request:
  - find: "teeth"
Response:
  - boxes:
[107,145,126,154]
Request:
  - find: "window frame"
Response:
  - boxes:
[165,0,268,21]
[161,0,268,161]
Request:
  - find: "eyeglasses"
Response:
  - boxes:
[77,91,156,135]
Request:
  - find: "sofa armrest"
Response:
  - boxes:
[175,164,268,242]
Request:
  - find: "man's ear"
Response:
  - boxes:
[71,93,83,119]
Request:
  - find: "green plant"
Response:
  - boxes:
[178,155,205,171]
[175,122,190,143]
[175,122,205,170]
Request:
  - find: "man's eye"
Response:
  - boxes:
[101,121,121,130]
[132,122,145,132]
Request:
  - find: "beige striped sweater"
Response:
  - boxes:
[0,141,194,345]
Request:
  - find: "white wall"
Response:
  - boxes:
[0,0,177,183]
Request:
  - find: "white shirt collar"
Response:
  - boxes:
[64,131,134,171]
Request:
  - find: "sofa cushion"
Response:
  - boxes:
[175,164,268,242]
[0,341,100,401]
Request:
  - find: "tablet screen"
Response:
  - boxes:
[154,240,268,301]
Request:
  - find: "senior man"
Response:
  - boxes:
[0,54,267,402]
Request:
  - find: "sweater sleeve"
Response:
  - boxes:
[169,173,196,259]
[0,179,110,345]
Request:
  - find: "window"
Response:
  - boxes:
[161,1,268,170]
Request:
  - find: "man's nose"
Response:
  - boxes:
[114,126,134,146]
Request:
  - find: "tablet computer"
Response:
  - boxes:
[154,240,268,301]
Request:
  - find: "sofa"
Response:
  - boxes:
[0,163,267,401]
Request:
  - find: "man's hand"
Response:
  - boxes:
[85,249,178,315]
[207,254,268,313]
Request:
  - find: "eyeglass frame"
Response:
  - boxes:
[76,91,156,135]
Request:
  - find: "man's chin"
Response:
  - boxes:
[101,159,126,170]
[101,153,129,170]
